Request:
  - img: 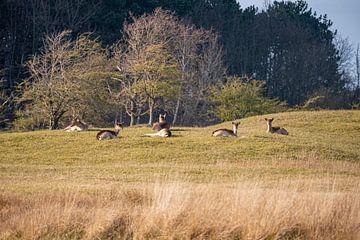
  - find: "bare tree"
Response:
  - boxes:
[171,23,208,125]
[18,30,109,129]
[21,31,77,129]
[114,8,226,126]
[173,28,226,125]
[0,80,12,126]
[29,0,99,35]
[115,9,181,126]
[335,36,354,87]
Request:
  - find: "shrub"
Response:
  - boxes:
[303,88,352,110]
[211,77,286,121]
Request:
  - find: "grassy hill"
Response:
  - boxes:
[1,110,359,191]
[0,110,360,239]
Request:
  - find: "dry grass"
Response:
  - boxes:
[0,110,360,239]
[1,179,359,240]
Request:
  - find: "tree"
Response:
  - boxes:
[114,9,181,126]
[116,8,226,126]
[17,31,110,129]
[0,79,12,128]
[115,43,180,126]
[170,22,226,125]
[171,22,208,125]
[211,77,285,121]
[255,0,345,105]
[133,44,180,125]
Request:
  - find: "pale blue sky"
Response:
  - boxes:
[238,0,360,46]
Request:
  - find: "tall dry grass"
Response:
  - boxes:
[1,178,359,240]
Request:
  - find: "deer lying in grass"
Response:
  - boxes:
[64,118,88,132]
[144,128,172,138]
[265,118,288,135]
[212,122,240,137]
[96,123,123,140]
[152,114,170,131]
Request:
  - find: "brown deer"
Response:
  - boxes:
[96,123,123,140]
[144,128,172,138]
[64,118,88,132]
[212,122,240,137]
[152,113,170,131]
[265,118,288,135]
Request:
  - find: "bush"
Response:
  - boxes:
[303,88,352,110]
[211,77,286,121]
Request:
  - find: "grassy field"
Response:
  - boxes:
[0,110,360,239]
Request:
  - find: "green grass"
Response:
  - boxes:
[0,110,359,193]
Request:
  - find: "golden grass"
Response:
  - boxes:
[0,110,360,239]
[1,179,359,239]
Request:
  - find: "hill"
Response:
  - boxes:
[1,110,359,189]
[0,110,359,239]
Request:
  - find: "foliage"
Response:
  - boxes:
[16,31,112,129]
[0,0,355,127]
[211,77,285,121]
[115,8,224,126]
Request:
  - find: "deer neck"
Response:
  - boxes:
[114,128,120,136]
[267,122,273,133]
[232,125,238,136]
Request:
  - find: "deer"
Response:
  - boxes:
[64,118,88,132]
[144,128,172,138]
[152,114,170,131]
[265,118,288,135]
[96,123,123,140]
[212,122,240,137]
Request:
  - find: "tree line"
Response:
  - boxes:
[1,0,359,129]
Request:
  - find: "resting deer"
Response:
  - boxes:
[144,128,172,138]
[96,123,123,140]
[152,114,170,131]
[64,118,88,132]
[265,118,288,135]
[212,122,240,137]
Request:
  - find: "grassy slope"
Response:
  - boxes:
[1,110,360,239]
[0,110,359,193]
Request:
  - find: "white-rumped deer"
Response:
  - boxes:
[64,118,88,132]
[144,128,172,138]
[96,123,123,140]
[265,118,288,135]
[152,114,170,131]
[212,122,240,137]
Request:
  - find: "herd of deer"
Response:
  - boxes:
[64,114,288,140]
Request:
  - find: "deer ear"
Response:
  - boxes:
[265,118,268,121]
[164,113,166,118]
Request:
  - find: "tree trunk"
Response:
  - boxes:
[148,99,155,126]
[130,113,135,126]
[52,117,60,130]
[49,118,53,130]
[129,100,135,126]
[136,115,141,125]
[172,97,181,126]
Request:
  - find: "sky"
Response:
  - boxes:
[237,0,360,47]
